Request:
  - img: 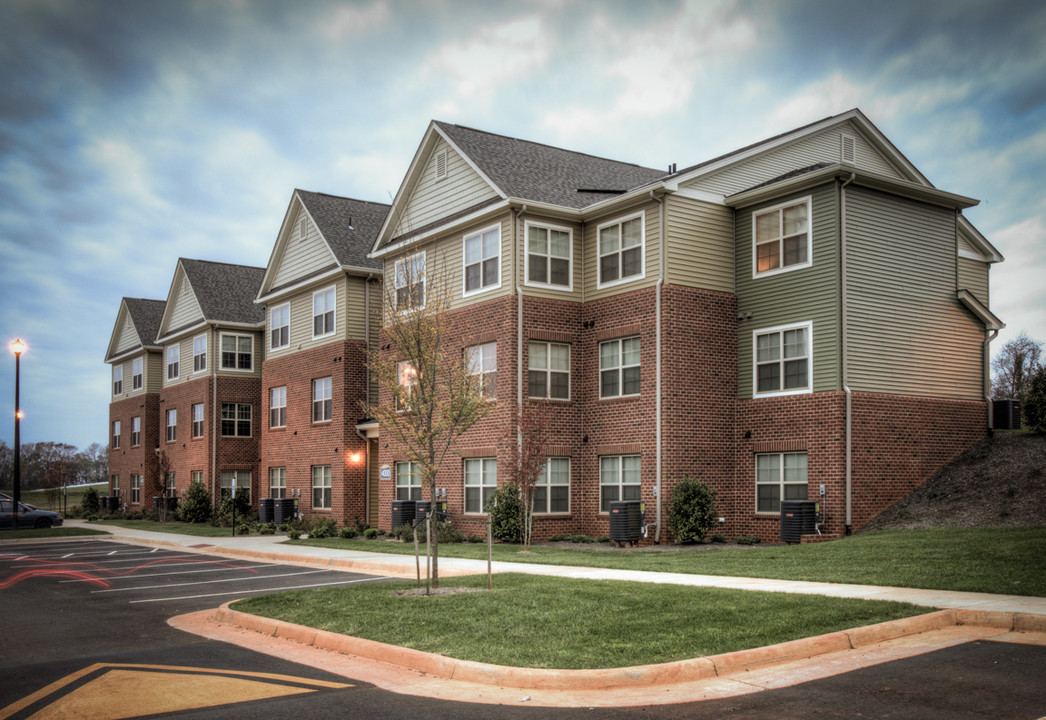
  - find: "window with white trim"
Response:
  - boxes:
[599,455,641,512]
[131,416,141,447]
[756,452,808,513]
[528,342,569,400]
[192,403,205,438]
[130,474,141,504]
[112,420,121,449]
[395,461,421,501]
[191,470,203,486]
[312,377,332,422]
[270,386,286,428]
[270,303,290,350]
[165,409,177,442]
[533,458,570,514]
[132,357,143,390]
[598,213,644,287]
[753,197,811,275]
[600,337,640,398]
[221,403,251,437]
[466,342,496,398]
[395,361,416,411]
[394,252,425,311]
[165,472,177,495]
[112,365,123,395]
[754,323,811,395]
[312,465,331,509]
[193,334,207,373]
[463,225,500,295]
[220,334,253,371]
[464,458,497,513]
[269,467,286,498]
[312,287,335,338]
[167,345,179,380]
[220,470,250,501]
[526,222,571,288]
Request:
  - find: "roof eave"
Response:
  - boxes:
[958,290,1004,331]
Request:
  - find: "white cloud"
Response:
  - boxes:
[991,216,1046,347]
[321,1,390,39]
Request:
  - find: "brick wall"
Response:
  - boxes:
[108,393,161,505]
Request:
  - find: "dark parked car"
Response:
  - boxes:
[0,499,63,529]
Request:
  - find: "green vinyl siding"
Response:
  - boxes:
[845,187,983,400]
[736,183,840,398]
[665,196,735,293]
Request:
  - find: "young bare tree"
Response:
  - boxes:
[155,450,173,522]
[368,262,494,588]
[501,399,552,551]
[992,332,1043,420]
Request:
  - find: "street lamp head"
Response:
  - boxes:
[9,338,26,356]
[15,410,24,420]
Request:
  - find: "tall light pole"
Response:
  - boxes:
[10,339,26,528]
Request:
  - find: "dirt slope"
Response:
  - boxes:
[863,432,1046,531]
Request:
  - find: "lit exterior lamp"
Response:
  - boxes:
[9,338,26,527]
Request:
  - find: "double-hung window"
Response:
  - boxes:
[221,403,252,437]
[269,467,286,498]
[130,474,141,504]
[600,337,640,398]
[599,455,641,512]
[312,287,335,338]
[395,461,421,501]
[192,403,205,438]
[313,377,332,422]
[165,409,177,442]
[220,470,250,501]
[528,342,569,400]
[526,222,571,288]
[112,420,121,449]
[598,213,644,287]
[221,334,253,371]
[193,334,207,373]
[166,345,179,380]
[753,197,811,275]
[312,465,332,509]
[463,226,500,295]
[756,452,808,513]
[394,253,425,311]
[191,470,203,486]
[132,357,143,390]
[270,303,290,350]
[270,386,287,428]
[466,342,496,398]
[754,323,811,395]
[165,472,177,496]
[464,458,497,513]
[112,365,123,395]
[131,416,141,447]
[533,458,570,514]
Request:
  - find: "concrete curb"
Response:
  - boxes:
[210,604,1039,691]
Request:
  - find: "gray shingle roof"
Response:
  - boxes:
[435,122,668,209]
[124,298,166,347]
[297,190,387,270]
[180,259,265,325]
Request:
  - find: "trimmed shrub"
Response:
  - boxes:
[485,483,522,543]
[736,535,761,545]
[307,518,338,539]
[80,486,100,515]
[363,527,380,539]
[667,475,719,543]
[338,526,359,539]
[179,482,213,524]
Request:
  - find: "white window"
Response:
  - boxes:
[220,334,253,371]
[394,252,425,311]
[463,225,500,295]
[112,365,123,395]
[395,461,421,501]
[132,357,143,390]
[313,376,332,422]
[312,287,335,338]
[754,322,811,396]
[753,197,811,276]
[312,465,332,509]
[193,334,207,373]
[221,403,252,437]
[528,342,569,400]
[166,345,179,380]
[270,386,287,428]
[600,337,640,398]
[466,342,496,398]
[756,452,808,513]
[269,467,286,499]
[131,416,141,447]
[191,403,205,438]
[599,455,641,512]
[166,409,177,442]
[191,470,203,486]
[270,303,290,350]
[464,458,497,513]
[220,470,251,501]
[598,213,644,287]
[165,472,177,495]
[534,458,570,514]
[395,361,416,412]
[112,420,121,449]
[525,222,572,289]
[130,474,141,504]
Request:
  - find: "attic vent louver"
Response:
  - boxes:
[841,134,856,165]
[300,217,308,241]
[435,150,448,180]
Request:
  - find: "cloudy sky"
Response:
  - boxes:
[1,0,1044,450]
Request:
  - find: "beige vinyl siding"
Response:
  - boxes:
[665,195,735,293]
[146,352,164,393]
[344,276,368,341]
[113,352,152,400]
[271,206,337,288]
[272,278,348,354]
[957,257,989,304]
[846,187,982,399]
[162,335,195,387]
[520,213,584,302]
[736,183,841,398]
[582,200,661,302]
[214,328,263,379]
[390,139,500,238]
[688,124,905,197]
[167,273,203,332]
[114,314,141,356]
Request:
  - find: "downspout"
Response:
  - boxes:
[840,173,855,536]
[515,206,527,414]
[651,190,665,543]
[984,329,999,429]
[363,273,374,524]
[211,324,219,509]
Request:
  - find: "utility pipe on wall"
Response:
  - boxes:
[840,173,855,536]
[651,190,665,543]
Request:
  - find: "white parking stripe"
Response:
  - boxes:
[92,569,332,593]
[59,563,281,583]
[129,575,393,603]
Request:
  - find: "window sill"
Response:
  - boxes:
[599,393,641,402]
[269,426,287,432]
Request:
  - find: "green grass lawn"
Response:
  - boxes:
[0,526,110,539]
[232,573,925,669]
[89,519,243,537]
[291,526,1046,597]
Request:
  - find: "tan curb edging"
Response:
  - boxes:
[211,605,1030,691]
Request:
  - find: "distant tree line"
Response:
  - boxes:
[992,332,1046,432]
[0,440,109,495]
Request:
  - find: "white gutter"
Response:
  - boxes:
[651,190,665,543]
[840,173,855,536]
